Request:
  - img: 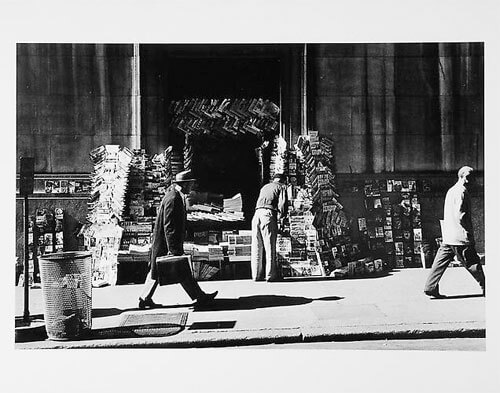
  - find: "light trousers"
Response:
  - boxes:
[424,244,485,293]
[251,208,278,281]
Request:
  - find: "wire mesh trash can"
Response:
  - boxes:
[39,252,92,340]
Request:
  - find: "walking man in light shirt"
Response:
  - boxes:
[423,166,485,298]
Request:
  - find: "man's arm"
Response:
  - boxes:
[457,189,474,244]
[277,185,288,219]
[277,185,288,232]
[457,192,466,226]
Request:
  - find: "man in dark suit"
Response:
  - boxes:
[138,169,218,309]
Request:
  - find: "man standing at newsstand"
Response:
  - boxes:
[138,169,218,309]
[423,166,485,298]
[251,173,288,282]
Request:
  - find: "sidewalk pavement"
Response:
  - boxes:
[14,267,486,349]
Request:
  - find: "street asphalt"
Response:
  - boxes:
[14,266,486,349]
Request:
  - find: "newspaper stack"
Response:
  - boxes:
[191,261,219,281]
[287,257,323,277]
[191,245,209,260]
[223,193,243,213]
[187,210,245,223]
[117,243,151,263]
[188,191,244,223]
[171,149,184,176]
[184,243,220,281]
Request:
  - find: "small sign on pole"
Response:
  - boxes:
[20,157,35,196]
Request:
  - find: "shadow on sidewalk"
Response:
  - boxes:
[92,295,345,316]
[282,271,393,282]
[92,303,194,318]
[433,293,484,300]
[193,294,344,312]
[92,308,126,318]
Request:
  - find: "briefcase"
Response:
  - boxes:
[156,255,192,286]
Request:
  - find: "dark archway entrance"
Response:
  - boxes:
[189,133,264,223]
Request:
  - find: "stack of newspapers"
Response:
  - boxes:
[184,243,220,280]
[223,193,243,214]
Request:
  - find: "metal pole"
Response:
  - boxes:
[23,195,30,322]
[302,43,307,135]
[132,43,141,150]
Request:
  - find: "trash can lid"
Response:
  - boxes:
[40,251,92,261]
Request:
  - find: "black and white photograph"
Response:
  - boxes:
[3,1,500,393]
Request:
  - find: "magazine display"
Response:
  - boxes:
[278,133,355,278]
[360,178,423,268]
[170,98,280,140]
[118,147,175,278]
[83,145,132,287]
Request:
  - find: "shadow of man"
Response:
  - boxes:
[193,294,344,312]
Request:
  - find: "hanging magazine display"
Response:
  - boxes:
[358,178,423,269]
[276,131,360,278]
[169,98,280,141]
[83,145,132,287]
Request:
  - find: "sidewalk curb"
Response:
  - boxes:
[15,322,485,349]
[301,323,485,343]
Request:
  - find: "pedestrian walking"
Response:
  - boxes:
[138,169,218,309]
[424,166,485,298]
[251,173,288,282]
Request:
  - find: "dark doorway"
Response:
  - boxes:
[140,45,283,223]
[166,49,281,223]
[190,133,263,223]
